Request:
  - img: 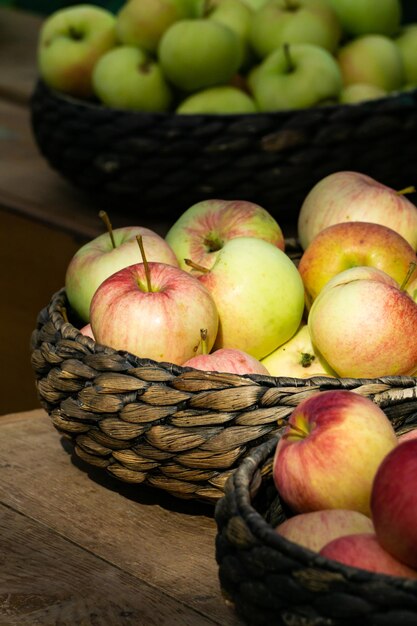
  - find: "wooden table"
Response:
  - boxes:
[0,408,242,625]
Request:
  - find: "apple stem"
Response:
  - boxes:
[99,210,116,249]
[283,43,295,73]
[200,329,209,355]
[400,261,417,291]
[396,186,416,196]
[184,258,210,273]
[136,235,153,292]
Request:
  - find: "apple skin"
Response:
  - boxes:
[207,0,254,71]
[79,323,95,340]
[158,19,241,92]
[298,221,417,307]
[65,226,179,323]
[176,86,257,114]
[371,439,417,570]
[260,324,336,379]
[90,262,219,365]
[92,46,173,112]
[397,429,417,443]
[273,390,398,516]
[339,83,387,104]
[165,199,284,272]
[182,348,270,375]
[337,35,404,92]
[327,0,402,37]
[194,237,305,360]
[276,509,374,553]
[395,24,417,86]
[248,43,343,111]
[37,5,117,99]
[297,171,417,252]
[115,0,201,54]
[308,275,417,378]
[320,533,417,579]
[249,0,342,59]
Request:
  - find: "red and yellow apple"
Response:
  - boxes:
[183,347,269,375]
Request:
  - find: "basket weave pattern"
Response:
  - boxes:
[31,285,417,504]
[30,79,417,219]
[215,429,417,626]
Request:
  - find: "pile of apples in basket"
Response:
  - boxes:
[65,169,417,579]
[38,0,416,112]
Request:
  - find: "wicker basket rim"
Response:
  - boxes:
[226,435,417,590]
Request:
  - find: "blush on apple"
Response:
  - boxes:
[183,347,269,376]
[371,439,417,570]
[276,509,374,553]
[273,390,398,516]
[320,533,417,579]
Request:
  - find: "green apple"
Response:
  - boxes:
[261,324,336,378]
[249,0,342,59]
[193,237,305,360]
[158,19,241,92]
[207,0,255,70]
[327,0,401,37]
[248,43,343,111]
[339,83,387,104]
[165,198,285,271]
[92,46,173,112]
[115,0,202,54]
[240,0,269,9]
[395,24,417,86]
[37,5,117,98]
[176,85,257,113]
[337,35,405,91]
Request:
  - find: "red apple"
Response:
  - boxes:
[276,509,374,553]
[308,271,417,377]
[165,198,285,272]
[397,429,417,443]
[79,323,95,339]
[298,221,417,308]
[273,390,398,516]
[90,261,219,365]
[320,533,417,579]
[371,439,417,569]
[183,347,269,375]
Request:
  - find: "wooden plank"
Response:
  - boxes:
[0,504,222,626]
[0,8,42,105]
[0,410,242,626]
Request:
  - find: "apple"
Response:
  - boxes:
[298,221,417,307]
[66,217,179,322]
[80,323,95,340]
[276,509,374,553]
[327,0,402,37]
[37,5,117,99]
[395,24,417,86]
[176,86,257,114]
[158,19,241,92]
[249,0,342,59]
[183,340,270,375]
[297,171,417,251]
[248,43,343,111]
[207,0,254,70]
[307,272,417,378]
[92,46,173,112]
[397,429,417,443]
[273,390,398,515]
[371,439,417,570]
[115,0,202,54]
[90,256,219,365]
[339,83,387,104]
[165,198,285,272]
[337,35,405,92]
[320,533,417,579]
[260,324,336,378]
[189,237,305,360]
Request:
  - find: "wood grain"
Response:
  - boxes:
[0,410,242,625]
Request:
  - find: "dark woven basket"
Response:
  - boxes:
[30,75,417,222]
[215,420,417,626]
[31,261,417,504]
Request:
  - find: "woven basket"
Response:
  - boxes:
[215,419,417,626]
[30,75,417,222]
[31,248,417,504]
